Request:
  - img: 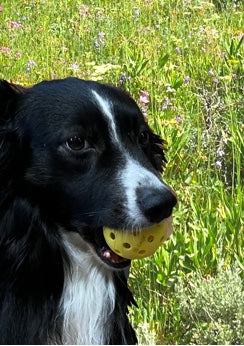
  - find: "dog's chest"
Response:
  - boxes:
[59,232,116,345]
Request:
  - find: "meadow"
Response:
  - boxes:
[0,0,243,344]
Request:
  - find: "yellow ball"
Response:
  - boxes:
[103,216,173,260]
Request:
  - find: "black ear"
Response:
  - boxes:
[0,80,24,127]
[0,81,24,202]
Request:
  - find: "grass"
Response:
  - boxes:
[0,0,243,344]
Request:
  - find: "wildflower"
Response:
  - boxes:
[16,51,22,57]
[61,46,68,51]
[94,41,100,50]
[97,32,105,40]
[215,161,222,169]
[232,73,238,78]
[9,21,23,29]
[133,8,140,16]
[27,60,36,66]
[97,9,103,16]
[78,4,89,17]
[184,76,190,84]
[119,73,127,85]
[162,98,170,110]
[0,46,11,53]
[175,46,181,54]
[175,115,182,123]
[213,78,219,83]
[166,84,176,93]
[139,90,150,105]
[0,5,2,12]
[141,106,148,118]
[202,47,206,53]
[71,63,79,72]
[216,150,224,157]
[155,24,160,30]
[208,69,214,76]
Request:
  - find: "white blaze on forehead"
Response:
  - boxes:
[92,90,120,144]
[120,156,165,224]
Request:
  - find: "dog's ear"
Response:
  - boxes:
[0,80,25,126]
[0,81,25,197]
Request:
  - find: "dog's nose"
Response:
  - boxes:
[136,185,177,223]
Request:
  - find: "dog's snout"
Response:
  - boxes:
[136,185,177,223]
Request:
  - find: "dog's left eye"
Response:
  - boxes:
[138,131,150,147]
[65,136,88,151]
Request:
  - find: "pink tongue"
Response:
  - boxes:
[102,249,127,263]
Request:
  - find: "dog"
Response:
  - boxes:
[0,77,177,344]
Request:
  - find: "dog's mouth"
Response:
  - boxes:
[93,228,131,269]
[99,246,131,268]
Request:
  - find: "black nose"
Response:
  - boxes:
[136,185,177,223]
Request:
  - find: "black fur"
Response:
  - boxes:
[0,78,176,344]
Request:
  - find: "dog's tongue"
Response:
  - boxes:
[102,248,127,263]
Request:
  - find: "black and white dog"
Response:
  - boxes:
[0,78,177,344]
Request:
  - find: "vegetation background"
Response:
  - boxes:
[0,0,243,344]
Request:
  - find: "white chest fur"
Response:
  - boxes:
[59,232,116,345]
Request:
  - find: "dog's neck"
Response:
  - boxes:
[59,231,116,345]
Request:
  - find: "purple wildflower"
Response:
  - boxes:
[119,73,127,85]
[97,32,105,40]
[215,161,222,169]
[208,69,214,76]
[213,78,219,83]
[216,150,224,157]
[27,60,37,66]
[184,76,190,84]
[175,116,182,123]
[0,5,3,12]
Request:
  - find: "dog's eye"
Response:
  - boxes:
[65,136,87,151]
[138,131,150,147]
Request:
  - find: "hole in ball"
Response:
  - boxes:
[138,250,146,254]
[123,243,131,249]
[147,235,154,242]
[110,232,115,240]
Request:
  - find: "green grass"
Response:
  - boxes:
[0,0,243,344]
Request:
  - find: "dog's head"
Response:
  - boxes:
[0,77,176,269]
